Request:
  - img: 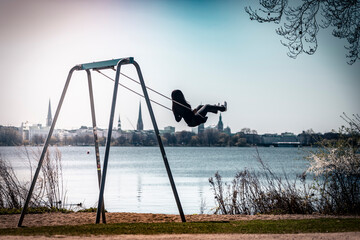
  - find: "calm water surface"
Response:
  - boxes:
[0,146,310,214]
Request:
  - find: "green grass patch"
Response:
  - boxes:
[1,218,359,236]
[77,207,107,213]
[0,207,73,215]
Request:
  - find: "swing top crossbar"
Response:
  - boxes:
[80,57,134,70]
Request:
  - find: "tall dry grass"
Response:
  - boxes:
[210,114,360,215]
[0,147,67,211]
[209,148,315,215]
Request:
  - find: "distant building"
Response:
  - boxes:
[217,113,223,132]
[298,131,314,146]
[162,126,175,134]
[20,99,56,142]
[192,114,227,135]
[46,99,52,127]
[261,134,281,145]
[19,122,29,141]
[260,132,299,146]
[192,124,204,135]
[224,126,231,135]
[198,123,204,134]
[205,124,217,130]
[280,132,297,142]
[240,132,261,145]
[136,102,143,131]
[117,115,121,131]
[28,124,50,142]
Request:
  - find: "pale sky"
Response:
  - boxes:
[0,0,359,134]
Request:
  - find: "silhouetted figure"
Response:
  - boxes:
[171,90,227,127]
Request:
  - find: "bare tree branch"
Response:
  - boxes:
[246,0,360,65]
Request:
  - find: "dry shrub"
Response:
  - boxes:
[209,148,315,215]
[0,147,67,210]
[0,155,26,208]
[210,113,360,215]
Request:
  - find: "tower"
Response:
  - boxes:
[46,99,52,127]
[117,115,121,131]
[217,113,223,132]
[136,101,143,131]
[198,123,204,134]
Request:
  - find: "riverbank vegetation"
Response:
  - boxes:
[210,114,360,215]
[1,114,359,216]
[0,148,68,213]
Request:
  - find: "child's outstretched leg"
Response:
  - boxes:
[222,101,227,112]
[196,102,227,118]
[215,102,227,112]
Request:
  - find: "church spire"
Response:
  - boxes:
[117,114,121,131]
[217,113,223,132]
[46,99,52,127]
[136,101,143,131]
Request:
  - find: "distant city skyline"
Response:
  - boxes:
[0,1,359,134]
[16,98,336,135]
[1,90,347,147]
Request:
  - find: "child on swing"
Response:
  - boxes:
[171,89,227,127]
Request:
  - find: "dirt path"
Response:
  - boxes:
[1,233,360,240]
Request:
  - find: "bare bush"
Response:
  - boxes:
[307,113,360,214]
[0,155,26,208]
[39,148,67,209]
[209,148,315,215]
[0,147,67,211]
[210,113,360,215]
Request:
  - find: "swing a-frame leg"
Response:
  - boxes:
[86,69,106,223]
[18,57,186,227]
[95,59,186,223]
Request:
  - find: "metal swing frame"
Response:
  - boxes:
[18,57,186,227]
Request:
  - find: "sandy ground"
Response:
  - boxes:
[1,213,359,239]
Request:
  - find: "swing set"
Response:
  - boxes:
[18,57,187,227]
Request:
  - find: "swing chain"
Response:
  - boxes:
[95,69,193,112]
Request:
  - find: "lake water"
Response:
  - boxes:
[0,146,310,214]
